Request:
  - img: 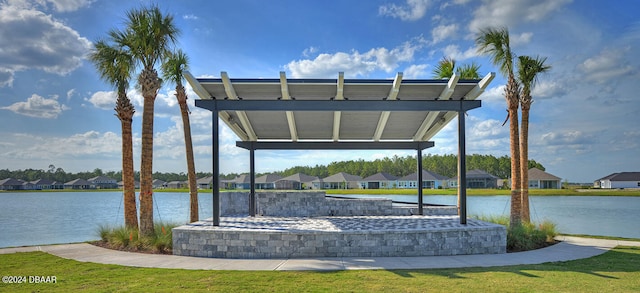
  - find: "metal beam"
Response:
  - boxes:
[221,72,257,140]
[332,72,344,141]
[249,147,256,217]
[195,99,481,112]
[212,110,220,226]
[373,72,402,141]
[236,141,434,150]
[458,110,467,225]
[417,149,423,215]
[413,73,459,141]
[280,71,298,142]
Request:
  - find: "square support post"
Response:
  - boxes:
[249,146,256,217]
[417,148,423,215]
[458,111,467,225]
[212,111,220,226]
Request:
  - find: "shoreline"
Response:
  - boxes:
[2,188,640,196]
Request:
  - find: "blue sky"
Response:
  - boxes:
[0,0,638,183]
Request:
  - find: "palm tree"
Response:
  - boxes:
[89,40,138,229]
[517,55,551,223]
[432,57,481,79]
[113,5,180,236]
[476,27,523,225]
[433,57,456,79]
[456,62,481,79]
[162,50,198,223]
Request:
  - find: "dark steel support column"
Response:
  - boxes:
[212,110,220,226]
[249,145,256,217]
[458,111,467,225]
[417,148,423,215]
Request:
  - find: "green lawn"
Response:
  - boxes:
[1,247,639,292]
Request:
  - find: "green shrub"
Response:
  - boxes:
[473,215,558,252]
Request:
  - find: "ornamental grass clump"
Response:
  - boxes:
[474,215,558,252]
[95,222,180,254]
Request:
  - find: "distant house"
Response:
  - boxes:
[255,174,283,189]
[64,178,93,189]
[166,181,186,189]
[196,176,213,189]
[117,181,140,189]
[31,178,56,190]
[528,168,561,189]
[152,179,166,189]
[275,173,318,190]
[318,172,362,189]
[231,174,251,189]
[449,169,500,188]
[595,172,640,189]
[88,175,118,189]
[0,178,25,190]
[360,172,398,189]
[398,170,448,189]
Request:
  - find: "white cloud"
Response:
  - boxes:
[0,3,92,86]
[531,80,567,99]
[86,91,115,110]
[578,47,634,82]
[403,64,428,78]
[441,44,477,61]
[379,0,430,21]
[183,14,198,20]
[1,94,69,118]
[431,23,458,44]
[286,40,423,78]
[469,0,572,32]
[511,32,533,46]
[302,46,318,58]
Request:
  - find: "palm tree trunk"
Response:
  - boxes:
[139,68,158,237]
[520,103,531,222]
[177,87,198,223]
[121,118,138,228]
[506,76,522,226]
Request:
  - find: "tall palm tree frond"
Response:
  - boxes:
[162,50,189,86]
[456,62,481,79]
[123,5,180,70]
[432,56,456,79]
[475,27,514,77]
[517,55,551,97]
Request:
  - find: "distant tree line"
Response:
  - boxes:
[274,154,544,179]
[1,154,544,183]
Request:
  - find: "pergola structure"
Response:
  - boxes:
[188,71,494,226]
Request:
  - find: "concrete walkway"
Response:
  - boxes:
[1,236,638,271]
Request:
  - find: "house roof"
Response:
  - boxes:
[255,174,283,183]
[322,172,362,183]
[188,71,494,142]
[88,175,115,182]
[528,168,561,181]
[277,173,318,183]
[31,178,55,185]
[399,170,448,181]
[152,179,167,184]
[602,172,640,181]
[233,174,251,184]
[450,169,499,180]
[0,178,25,186]
[197,176,213,184]
[363,172,398,181]
[64,178,91,185]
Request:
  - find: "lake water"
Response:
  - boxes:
[0,192,638,248]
